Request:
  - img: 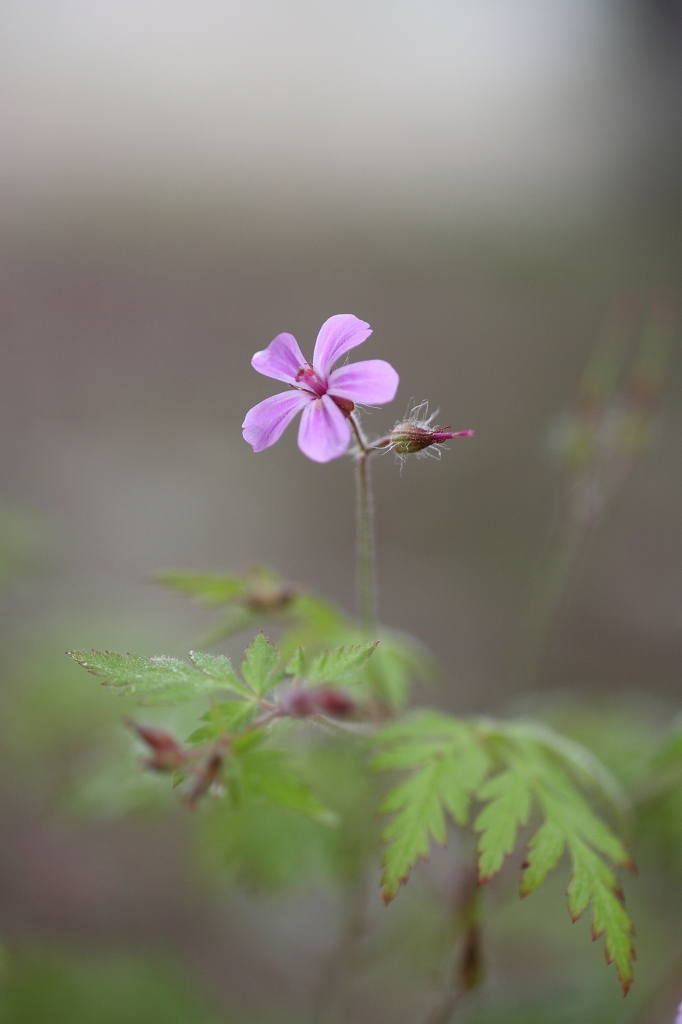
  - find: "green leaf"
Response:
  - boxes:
[278,591,436,711]
[373,712,491,903]
[153,571,246,606]
[188,651,250,698]
[285,647,306,678]
[474,768,532,882]
[67,651,224,706]
[186,700,257,744]
[240,748,336,825]
[366,630,438,711]
[507,720,633,828]
[566,836,635,993]
[373,710,636,992]
[474,721,636,993]
[519,818,565,893]
[306,642,379,684]
[240,633,280,696]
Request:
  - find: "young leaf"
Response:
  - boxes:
[566,836,635,993]
[240,633,281,696]
[374,711,636,992]
[307,642,379,685]
[188,651,250,698]
[186,700,257,744]
[474,769,532,882]
[373,712,490,903]
[153,571,246,606]
[475,724,636,992]
[285,647,307,678]
[67,651,223,706]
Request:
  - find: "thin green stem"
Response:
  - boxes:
[349,414,377,635]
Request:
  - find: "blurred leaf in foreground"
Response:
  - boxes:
[373,713,636,992]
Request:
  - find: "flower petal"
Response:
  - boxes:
[242,390,310,452]
[297,395,351,463]
[312,314,372,378]
[328,359,399,406]
[252,333,306,384]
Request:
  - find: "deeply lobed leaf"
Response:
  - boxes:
[373,712,490,902]
[188,651,250,698]
[373,711,636,991]
[67,651,224,706]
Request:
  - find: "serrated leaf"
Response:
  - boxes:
[67,650,223,706]
[379,757,448,902]
[475,720,636,992]
[507,720,633,828]
[188,651,250,698]
[285,647,306,678]
[307,642,379,684]
[373,712,491,902]
[153,571,246,606]
[240,634,281,696]
[520,818,565,894]
[474,769,532,882]
[566,836,635,993]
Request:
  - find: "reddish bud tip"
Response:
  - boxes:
[284,685,355,718]
[314,687,355,717]
[127,720,187,772]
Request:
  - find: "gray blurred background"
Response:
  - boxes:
[0,1,681,1021]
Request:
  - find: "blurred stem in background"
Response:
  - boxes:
[308,876,369,1024]
[508,293,678,693]
[423,863,483,1024]
[350,413,378,636]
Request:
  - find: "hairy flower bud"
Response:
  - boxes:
[390,423,473,454]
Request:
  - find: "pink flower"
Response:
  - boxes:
[242,314,399,463]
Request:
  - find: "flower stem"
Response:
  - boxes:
[349,414,377,635]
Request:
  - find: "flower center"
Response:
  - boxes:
[295,364,327,397]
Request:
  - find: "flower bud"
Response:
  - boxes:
[390,422,473,455]
[285,685,318,717]
[284,685,355,718]
[314,687,355,717]
[127,720,187,772]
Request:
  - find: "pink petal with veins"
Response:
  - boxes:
[252,333,306,384]
[328,359,399,405]
[297,395,351,462]
[242,390,310,452]
[313,314,372,378]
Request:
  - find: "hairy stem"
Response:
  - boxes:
[350,414,378,635]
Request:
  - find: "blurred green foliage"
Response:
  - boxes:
[0,947,229,1024]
